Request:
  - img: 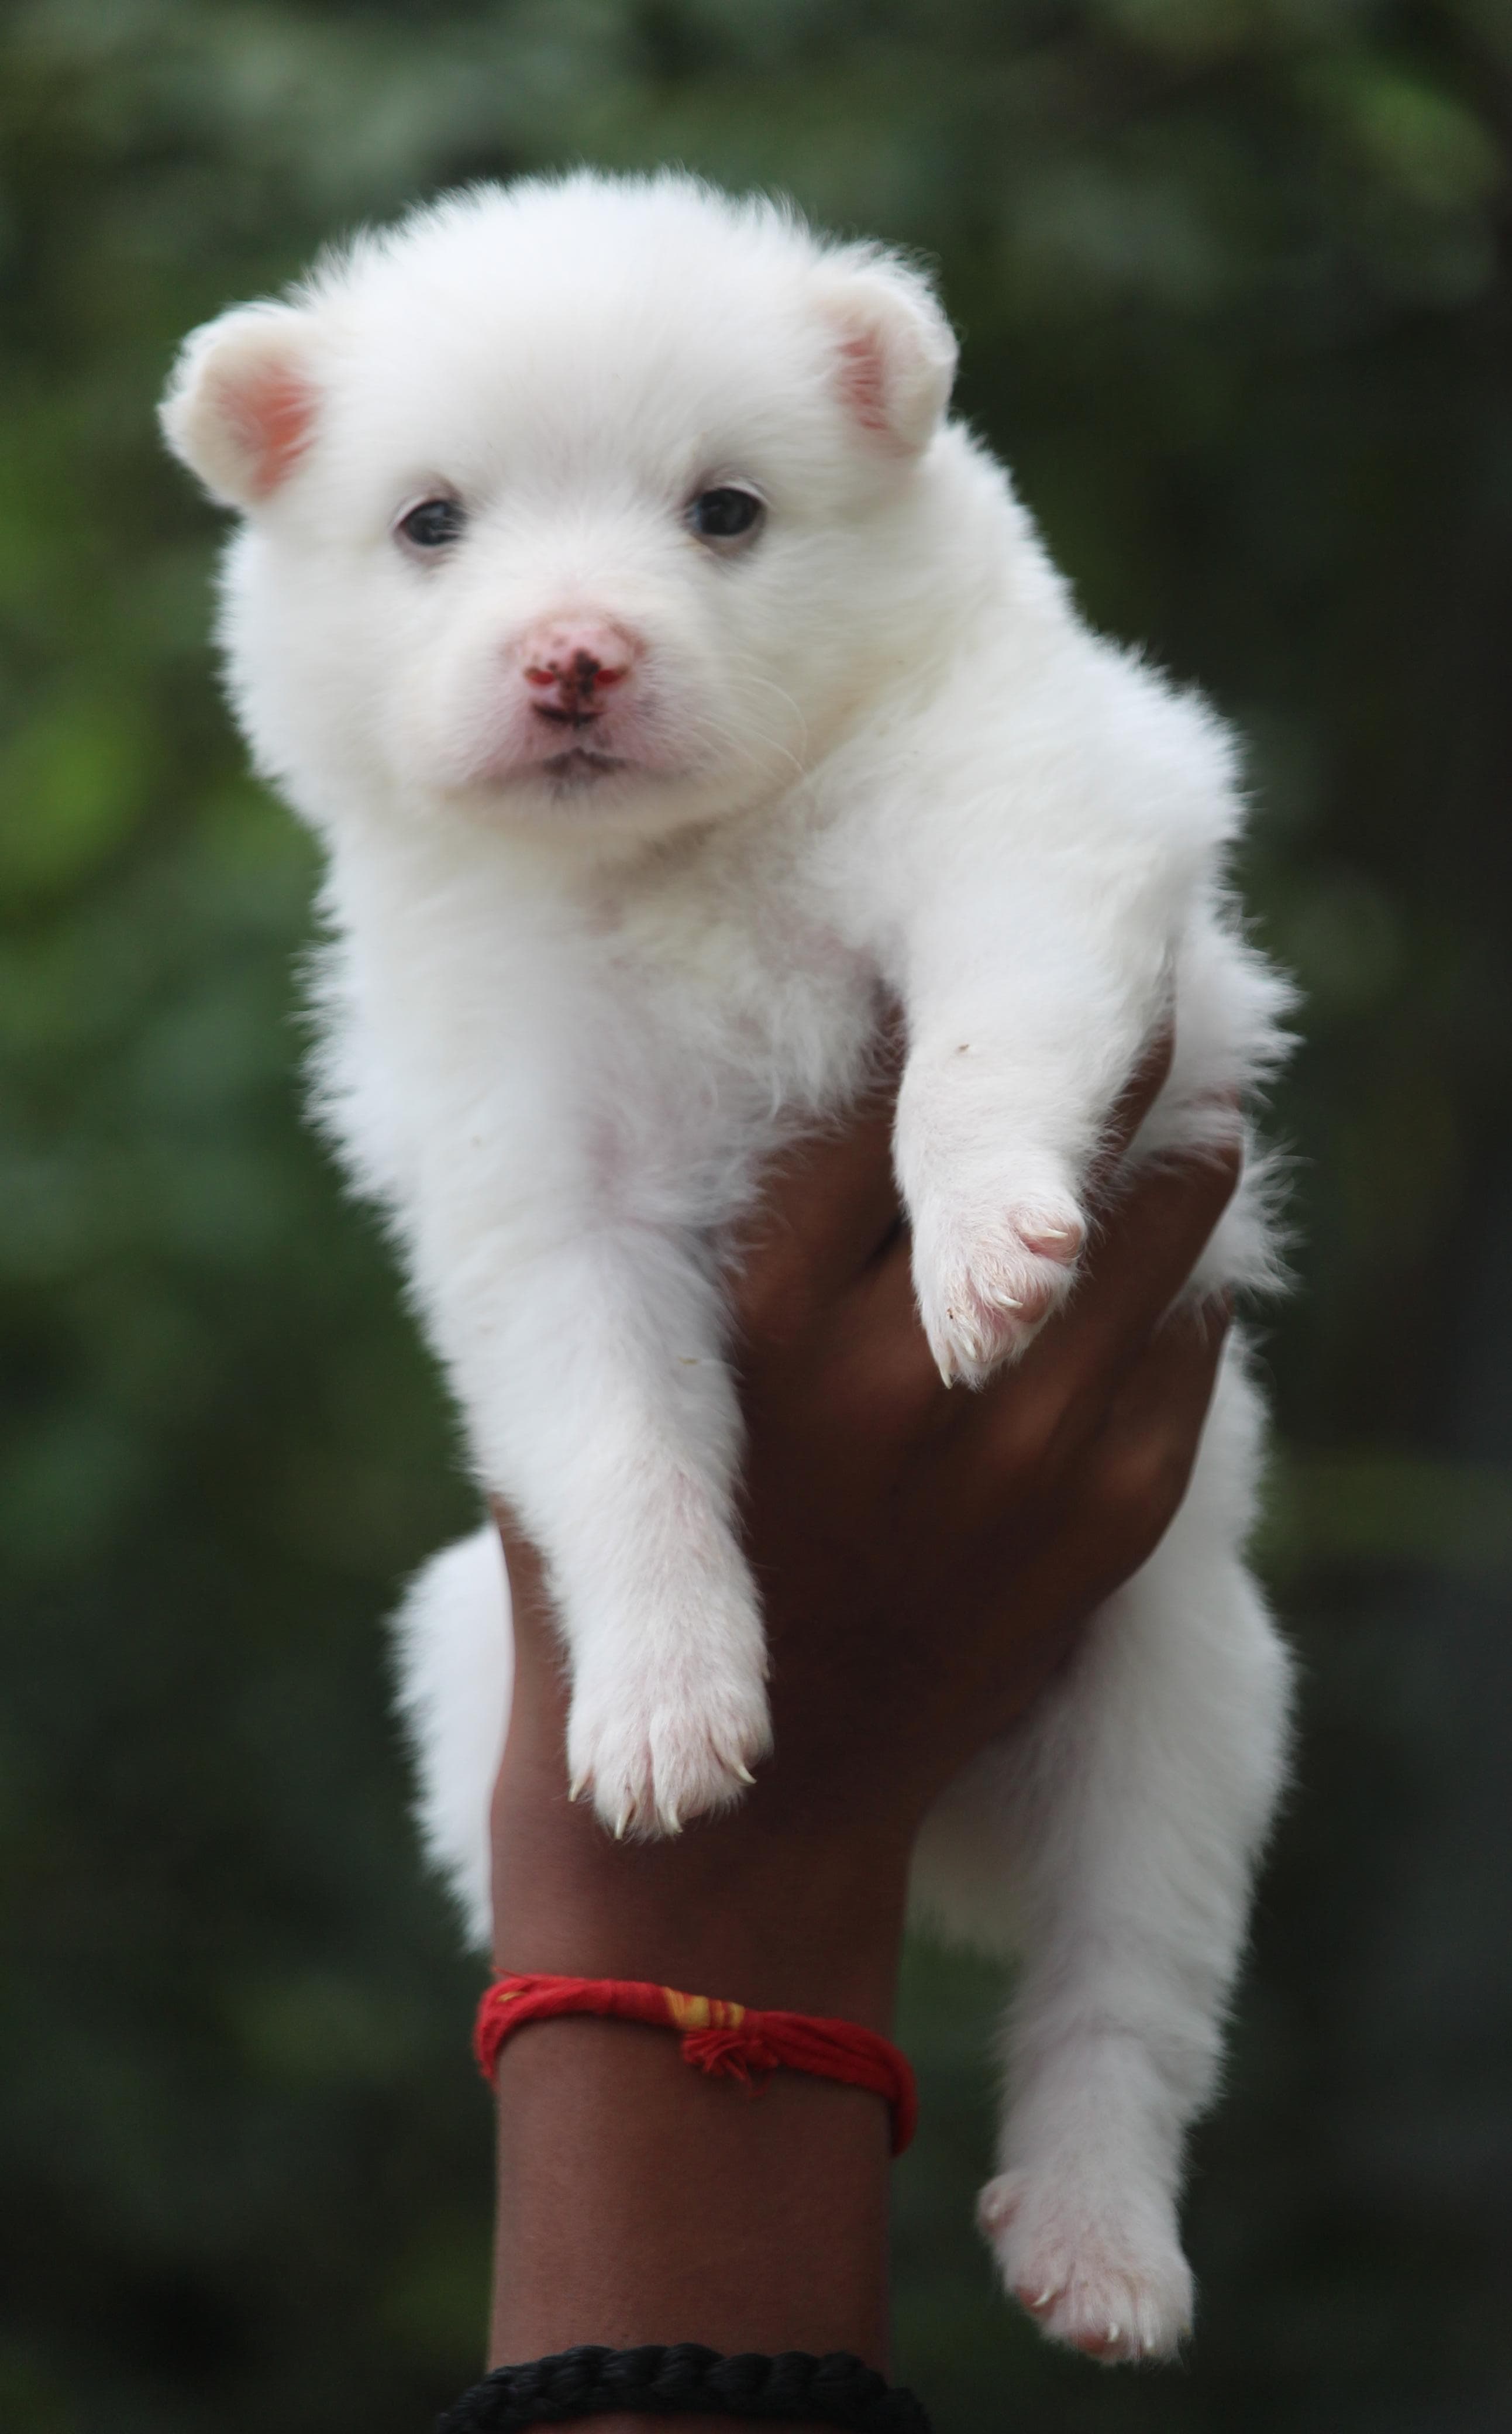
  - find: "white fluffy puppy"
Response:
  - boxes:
[163,171,1292,2363]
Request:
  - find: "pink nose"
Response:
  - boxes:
[518,620,639,718]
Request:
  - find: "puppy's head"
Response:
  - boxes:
[162,174,957,845]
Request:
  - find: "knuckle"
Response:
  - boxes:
[1091,1426,1194,1542]
[727,1252,805,1351]
[987,1390,1067,1490]
[1186,1113,1244,1211]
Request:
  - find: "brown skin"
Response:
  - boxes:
[484,1036,1240,2430]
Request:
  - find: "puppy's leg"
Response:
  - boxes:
[961,1362,1288,2360]
[436,1222,769,1839]
[894,925,1163,1389]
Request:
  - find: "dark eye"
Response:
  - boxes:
[688,487,764,544]
[397,496,467,551]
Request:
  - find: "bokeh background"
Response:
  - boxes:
[4,2,1511,2428]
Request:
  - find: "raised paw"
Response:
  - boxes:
[977,2168,1193,2366]
[914,1193,1086,1389]
[566,1651,773,1840]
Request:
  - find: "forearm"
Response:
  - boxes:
[490,2023,894,2367]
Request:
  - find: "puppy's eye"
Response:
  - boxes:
[688,487,764,544]
[397,497,467,551]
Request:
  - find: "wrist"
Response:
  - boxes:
[490,1714,912,2030]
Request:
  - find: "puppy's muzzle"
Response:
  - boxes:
[519,619,642,726]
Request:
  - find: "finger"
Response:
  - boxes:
[924,1295,1231,1756]
[731,1019,1169,1373]
[838,1222,955,1424]
[961,1127,1242,1481]
[1074,1291,1234,1585]
[726,1031,905,1345]
[1032,1125,1240,1390]
[955,1298,1234,1728]
[1091,1022,1176,1186]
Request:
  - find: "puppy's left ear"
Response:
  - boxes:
[815,252,958,457]
[160,301,319,510]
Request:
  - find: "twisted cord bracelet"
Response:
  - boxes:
[474,1972,918,2155]
[435,2343,934,2432]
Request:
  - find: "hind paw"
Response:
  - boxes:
[978,2168,1193,2364]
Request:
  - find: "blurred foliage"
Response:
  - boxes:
[3,1,1511,2428]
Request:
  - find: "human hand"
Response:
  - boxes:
[494,1028,1238,1909]
[722,1026,1238,1837]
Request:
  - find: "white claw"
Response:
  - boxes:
[567,1772,588,1804]
[1032,2288,1055,2309]
[1107,2322,1120,2346]
[945,1307,986,1363]
[734,1763,756,1786]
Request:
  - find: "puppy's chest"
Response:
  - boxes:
[584,860,879,1198]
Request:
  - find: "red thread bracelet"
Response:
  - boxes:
[474,1971,918,2155]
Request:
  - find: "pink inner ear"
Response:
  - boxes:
[836,329,893,436]
[221,363,316,496]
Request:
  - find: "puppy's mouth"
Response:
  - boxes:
[539,745,629,785]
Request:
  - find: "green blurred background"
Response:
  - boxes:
[4,2,1511,2427]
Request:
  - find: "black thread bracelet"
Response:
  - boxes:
[434,2343,934,2432]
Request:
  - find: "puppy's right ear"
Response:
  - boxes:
[160,304,318,510]
[813,252,957,459]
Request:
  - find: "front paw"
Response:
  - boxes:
[978,2167,1193,2364]
[913,1191,1085,1388]
[567,1651,773,1840]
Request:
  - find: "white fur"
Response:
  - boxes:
[389,1524,510,1948]
[164,171,1293,2363]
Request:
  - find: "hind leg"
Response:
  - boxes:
[913,1354,1290,2361]
[391,1524,513,1952]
